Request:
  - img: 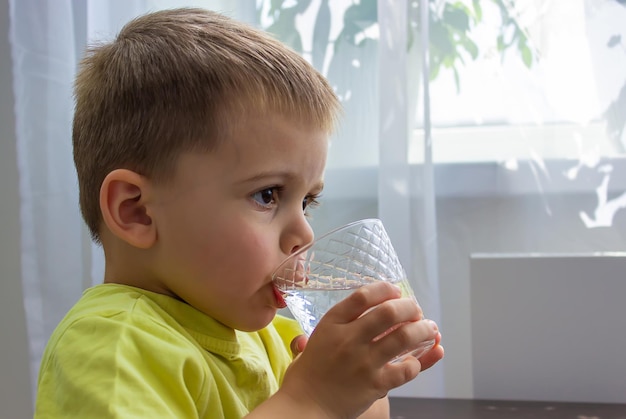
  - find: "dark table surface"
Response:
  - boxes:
[389,397,626,419]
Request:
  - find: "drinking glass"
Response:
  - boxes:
[272,218,435,362]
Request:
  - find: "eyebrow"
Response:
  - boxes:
[237,170,324,192]
[310,180,325,194]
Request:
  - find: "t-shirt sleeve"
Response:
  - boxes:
[35,314,211,418]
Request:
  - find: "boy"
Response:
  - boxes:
[35,8,443,418]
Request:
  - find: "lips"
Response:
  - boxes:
[272,284,287,309]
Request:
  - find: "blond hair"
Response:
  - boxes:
[73,7,341,243]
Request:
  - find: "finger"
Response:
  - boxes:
[290,335,308,358]
[324,282,402,324]
[357,297,423,343]
[378,353,422,391]
[418,333,444,371]
[370,319,438,365]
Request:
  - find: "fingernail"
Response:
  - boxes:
[428,320,438,331]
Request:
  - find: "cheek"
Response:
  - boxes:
[155,211,215,274]
[208,228,275,282]
[157,192,219,250]
[165,216,206,252]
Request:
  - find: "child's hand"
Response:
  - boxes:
[290,329,443,371]
[280,281,441,418]
[290,334,308,358]
[417,331,444,371]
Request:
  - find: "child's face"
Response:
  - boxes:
[148,112,328,332]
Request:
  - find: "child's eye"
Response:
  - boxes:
[251,187,278,208]
[302,194,320,215]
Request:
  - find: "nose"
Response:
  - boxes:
[280,211,314,256]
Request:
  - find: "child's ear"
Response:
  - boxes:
[100,169,156,249]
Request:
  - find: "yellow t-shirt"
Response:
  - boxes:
[34,283,303,418]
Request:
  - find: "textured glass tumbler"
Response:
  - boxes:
[272,218,435,362]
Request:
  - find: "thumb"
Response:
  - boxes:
[290,335,308,358]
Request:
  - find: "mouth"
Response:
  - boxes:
[272,284,287,309]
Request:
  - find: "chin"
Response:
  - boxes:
[235,308,277,332]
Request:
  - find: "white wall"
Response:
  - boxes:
[0,0,35,416]
[471,254,626,403]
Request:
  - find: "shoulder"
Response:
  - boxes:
[271,313,303,346]
[48,284,186,347]
[44,283,206,363]
[36,284,211,417]
[40,283,207,375]
[256,314,303,359]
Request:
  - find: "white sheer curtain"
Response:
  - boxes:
[10,0,88,400]
[8,0,250,402]
[377,0,444,397]
[261,0,445,396]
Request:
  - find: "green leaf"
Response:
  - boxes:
[429,62,441,81]
[430,20,456,59]
[265,6,303,53]
[343,0,377,29]
[607,34,622,48]
[293,0,313,14]
[443,55,455,68]
[460,37,479,60]
[472,0,483,21]
[497,34,505,52]
[312,0,330,70]
[269,0,285,15]
[429,51,442,80]
[443,4,471,33]
[521,44,533,68]
[451,1,473,17]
